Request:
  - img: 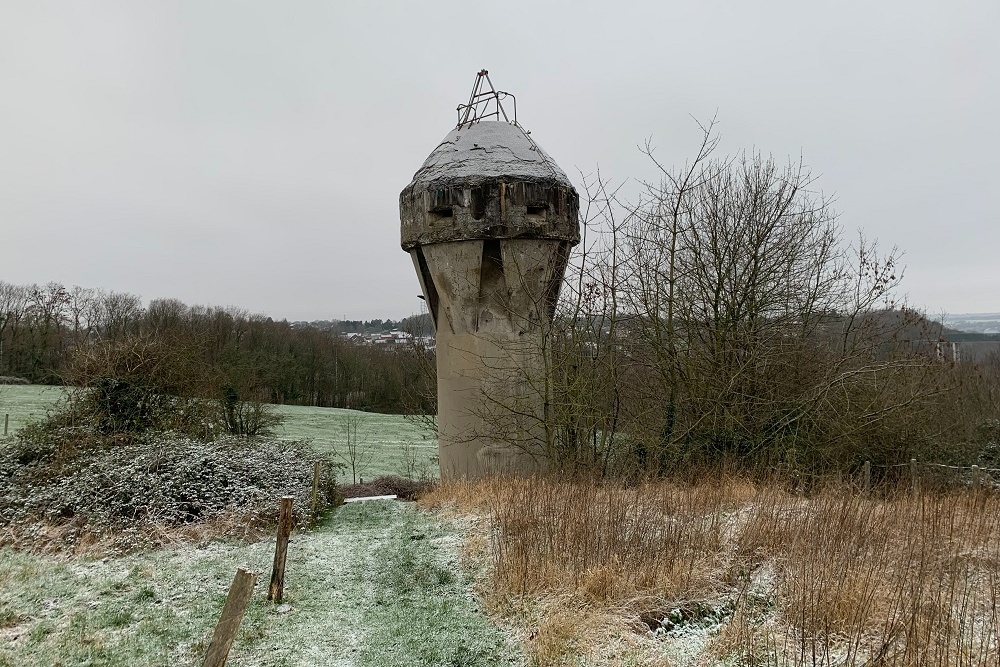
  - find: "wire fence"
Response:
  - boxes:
[873,461,1000,472]
[774,457,1000,495]
[852,458,1000,493]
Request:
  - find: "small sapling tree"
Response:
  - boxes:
[333,414,374,484]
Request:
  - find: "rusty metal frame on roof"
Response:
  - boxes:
[456,69,518,130]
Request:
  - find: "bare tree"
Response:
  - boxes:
[98,290,142,342]
[26,283,70,381]
[333,414,374,484]
[475,119,985,476]
[0,282,29,373]
[67,286,98,350]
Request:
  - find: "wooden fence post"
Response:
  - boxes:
[910,458,918,497]
[202,567,258,667]
[268,496,294,602]
[863,461,871,493]
[311,461,321,519]
[3,414,8,436]
[972,465,982,490]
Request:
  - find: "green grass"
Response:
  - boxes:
[0,501,521,666]
[0,388,509,665]
[0,384,68,436]
[0,385,439,482]
[273,404,438,482]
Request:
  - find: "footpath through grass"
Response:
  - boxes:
[0,500,521,667]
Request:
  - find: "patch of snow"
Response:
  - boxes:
[342,494,398,503]
[407,121,572,186]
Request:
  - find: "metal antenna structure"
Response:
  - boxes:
[456,69,518,129]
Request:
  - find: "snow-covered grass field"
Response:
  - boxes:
[0,385,439,482]
[0,501,521,666]
[0,386,516,666]
[0,384,68,436]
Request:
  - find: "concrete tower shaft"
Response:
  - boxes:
[400,120,580,478]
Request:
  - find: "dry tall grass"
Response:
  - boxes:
[427,476,1000,666]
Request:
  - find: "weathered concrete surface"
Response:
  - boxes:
[400,121,579,478]
[400,122,579,252]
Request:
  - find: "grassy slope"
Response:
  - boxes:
[0,501,521,667]
[0,385,439,481]
[272,404,437,482]
[0,385,68,436]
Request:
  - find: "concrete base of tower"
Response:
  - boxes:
[434,327,551,479]
[407,237,567,479]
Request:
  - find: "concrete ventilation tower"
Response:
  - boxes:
[400,71,580,478]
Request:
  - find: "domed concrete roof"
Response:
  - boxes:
[399,119,579,251]
[406,121,572,188]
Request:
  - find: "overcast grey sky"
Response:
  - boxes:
[2,0,997,321]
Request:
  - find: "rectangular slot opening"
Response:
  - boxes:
[526,205,547,221]
[428,207,453,223]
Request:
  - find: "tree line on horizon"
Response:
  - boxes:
[0,280,435,415]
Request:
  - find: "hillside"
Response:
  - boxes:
[944,313,1000,335]
[0,385,438,483]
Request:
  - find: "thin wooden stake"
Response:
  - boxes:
[311,461,321,519]
[863,460,871,493]
[202,567,258,667]
[268,496,294,602]
[972,465,982,490]
[910,458,918,497]
[3,414,7,436]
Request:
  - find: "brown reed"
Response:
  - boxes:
[431,475,1000,666]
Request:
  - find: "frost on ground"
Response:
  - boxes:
[0,500,521,667]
